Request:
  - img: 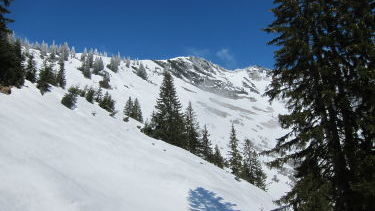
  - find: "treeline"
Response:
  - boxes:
[143,71,267,190]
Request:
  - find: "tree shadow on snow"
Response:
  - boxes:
[188,187,240,211]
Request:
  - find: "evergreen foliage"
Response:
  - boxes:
[212,144,225,169]
[241,139,266,190]
[107,54,121,72]
[123,97,143,122]
[36,60,55,95]
[146,71,186,148]
[99,91,115,113]
[56,56,66,89]
[93,57,104,75]
[99,73,111,89]
[61,86,78,109]
[184,102,200,154]
[227,124,242,177]
[25,53,37,83]
[136,63,148,80]
[200,124,213,162]
[265,1,374,210]
[85,87,95,103]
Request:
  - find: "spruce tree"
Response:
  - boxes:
[56,56,66,89]
[241,139,266,190]
[85,87,95,103]
[99,91,115,113]
[25,53,37,83]
[37,60,55,95]
[264,1,374,210]
[184,101,200,153]
[99,73,111,89]
[123,97,133,116]
[149,71,186,148]
[200,124,213,162]
[227,124,242,177]
[136,62,148,80]
[212,145,225,169]
[107,55,121,72]
[131,98,143,122]
[61,86,78,109]
[93,57,104,75]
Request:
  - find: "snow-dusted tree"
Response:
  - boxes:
[93,57,104,75]
[25,54,37,83]
[87,50,94,68]
[212,145,225,168]
[37,60,55,95]
[59,42,70,61]
[85,87,95,103]
[79,57,91,79]
[107,54,121,72]
[227,124,242,177]
[99,91,115,113]
[125,57,131,68]
[136,62,148,80]
[131,98,143,122]
[99,73,111,89]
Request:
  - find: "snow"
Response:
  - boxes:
[0,49,293,210]
[0,82,276,211]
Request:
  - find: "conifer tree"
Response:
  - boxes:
[61,86,78,109]
[149,71,186,148]
[241,139,266,190]
[93,57,104,75]
[200,124,213,161]
[56,56,66,89]
[264,1,374,209]
[95,87,103,103]
[85,87,95,103]
[136,62,148,80]
[184,102,200,153]
[99,73,111,89]
[131,98,143,122]
[99,91,115,113]
[79,58,91,79]
[37,60,55,95]
[107,55,121,72]
[227,124,242,177]
[123,97,133,116]
[25,54,37,83]
[212,144,225,169]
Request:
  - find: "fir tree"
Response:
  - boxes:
[99,73,111,89]
[241,139,266,190]
[212,145,225,169]
[200,124,213,161]
[56,56,66,89]
[123,97,133,116]
[25,53,37,83]
[37,60,55,95]
[85,87,95,103]
[184,101,200,153]
[95,87,103,103]
[107,54,121,72]
[264,1,374,209]
[61,86,78,109]
[131,98,143,122]
[79,57,91,79]
[93,57,104,75]
[99,91,115,113]
[136,63,148,80]
[149,71,186,148]
[227,124,242,177]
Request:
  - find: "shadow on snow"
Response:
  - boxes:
[188,187,240,211]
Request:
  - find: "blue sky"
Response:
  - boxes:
[9,0,277,69]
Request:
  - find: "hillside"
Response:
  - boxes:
[0,47,292,210]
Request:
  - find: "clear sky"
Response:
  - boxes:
[9,0,277,69]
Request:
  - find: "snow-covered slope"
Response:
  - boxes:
[0,82,275,211]
[0,49,292,210]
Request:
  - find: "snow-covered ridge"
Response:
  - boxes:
[0,47,292,210]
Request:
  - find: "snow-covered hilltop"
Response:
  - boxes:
[0,46,292,211]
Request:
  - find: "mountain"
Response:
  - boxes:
[0,47,292,210]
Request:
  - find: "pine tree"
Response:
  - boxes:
[37,60,55,95]
[61,86,78,109]
[107,54,121,72]
[200,124,213,161]
[184,101,200,153]
[25,53,37,83]
[93,57,104,75]
[99,73,111,89]
[95,87,103,103]
[59,42,70,61]
[136,62,148,80]
[99,91,115,113]
[212,145,225,169]
[149,71,186,148]
[227,124,242,177]
[79,57,91,79]
[131,98,143,122]
[56,56,66,89]
[241,139,266,190]
[264,1,374,210]
[87,50,94,68]
[123,97,133,116]
[85,87,95,103]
